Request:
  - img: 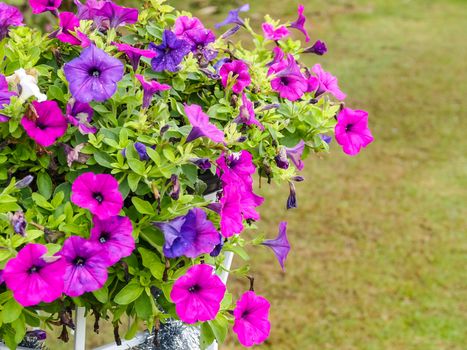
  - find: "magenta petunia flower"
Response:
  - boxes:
[184,104,225,143]
[335,108,374,156]
[173,16,204,37]
[173,16,216,60]
[149,30,191,72]
[304,40,328,56]
[94,1,138,28]
[305,69,319,93]
[89,215,135,265]
[219,60,251,94]
[56,12,81,45]
[262,222,290,271]
[289,4,310,42]
[235,93,264,130]
[233,291,271,347]
[29,0,61,14]
[312,63,346,101]
[0,3,23,40]
[114,43,156,71]
[170,264,226,324]
[153,208,221,259]
[66,99,96,134]
[60,236,111,297]
[71,172,123,219]
[3,244,66,307]
[215,4,249,29]
[262,23,289,41]
[21,100,68,147]
[64,44,124,103]
[285,140,305,171]
[74,0,105,20]
[135,74,171,109]
[268,54,308,101]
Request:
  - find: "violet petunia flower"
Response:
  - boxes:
[287,182,297,209]
[135,74,171,108]
[311,63,346,100]
[274,147,289,169]
[233,291,271,347]
[29,0,61,15]
[235,93,264,130]
[153,208,221,259]
[149,30,191,72]
[170,264,226,324]
[89,215,135,265]
[0,74,16,122]
[210,235,224,257]
[190,158,212,170]
[262,222,290,271]
[262,23,289,41]
[21,100,68,147]
[268,54,308,101]
[64,44,124,103]
[320,134,332,144]
[66,99,96,134]
[285,140,305,171]
[94,1,138,28]
[71,172,123,219]
[60,236,111,297]
[114,43,156,71]
[335,108,374,156]
[56,12,81,46]
[215,4,250,29]
[10,211,27,236]
[184,104,225,143]
[3,244,66,306]
[0,3,23,40]
[304,40,328,56]
[134,142,149,161]
[289,4,310,42]
[219,60,251,94]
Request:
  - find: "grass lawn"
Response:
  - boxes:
[47,0,467,349]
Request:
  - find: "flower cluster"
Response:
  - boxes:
[0,1,373,349]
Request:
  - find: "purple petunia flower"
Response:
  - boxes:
[320,134,332,144]
[335,108,374,156]
[153,208,221,259]
[219,60,251,94]
[3,244,66,306]
[262,222,290,271]
[262,23,289,41]
[29,0,61,15]
[304,40,328,56]
[135,74,171,108]
[185,104,225,143]
[149,30,191,72]
[89,215,135,265]
[74,0,105,21]
[235,93,264,130]
[122,142,151,161]
[21,100,68,147]
[71,172,123,219]
[94,1,138,28]
[268,54,308,101]
[114,43,156,71]
[190,158,212,170]
[0,74,16,122]
[60,236,111,297]
[210,234,224,257]
[274,147,289,169]
[10,211,27,236]
[66,99,96,134]
[285,140,305,171]
[312,63,346,100]
[215,4,250,29]
[64,45,124,103]
[289,4,310,42]
[0,3,23,40]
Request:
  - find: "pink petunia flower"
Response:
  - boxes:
[135,74,171,108]
[3,244,66,306]
[170,264,226,324]
[71,172,123,219]
[21,100,68,147]
[29,0,61,14]
[114,43,157,72]
[173,16,205,37]
[89,216,135,265]
[56,12,81,45]
[219,60,251,94]
[184,104,225,143]
[262,23,289,41]
[235,93,264,130]
[312,63,346,100]
[289,4,310,42]
[233,291,271,347]
[269,54,308,101]
[60,236,111,297]
[334,108,374,156]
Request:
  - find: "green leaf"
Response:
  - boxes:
[114,281,144,305]
[127,158,146,176]
[125,317,140,340]
[2,299,23,323]
[134,291,153,320]
[12,315,26,344]
[208,314,229,344]
[94,151,114,168]
[37,171,53,200]
[200,322,215,350]
[138,247,164,279]
[127,173,141,192]
[131,197,155,215]
[93,285,109,304]
[31,193,54,211]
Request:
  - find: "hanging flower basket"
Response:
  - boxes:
[0,0,373,349]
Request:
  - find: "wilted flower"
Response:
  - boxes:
[304,40,328,55]
[135,74,171,108]
[7,68,47,102]
[15,175,34,189]
[169,174,181,200]
[10,211,27,236]
[235,93,264,130]
[114,43,156,71]
[29,0,61,15]
[0,3,23,40]
[62,143,89,167]
[335,108,374,156]
[274,147,289,169]
[149,30,191,72]
[215,4,250,29]
[289,4,310,42]
[312,63,346,101]
[66,99,96,134]
[262,23,289,41]
[262,222,290,270]
[94,1,138,28]
[268,54,308,101]
[219,60,251,94]
[185,104,225,143]
[287,182,297,209]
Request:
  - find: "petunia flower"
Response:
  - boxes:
[10,211,27,236]
[219,60,251,94]
[135,74,171,108]
[60,236,111,297]
[0,3,23,40]
[262,23,289,41]
[153,208,221,259]
[311,63,346,100]
[235,93,264,130]
[66,99,96,134]
[233,291,271,347]
[285,140,305,171]
[62,143,89,167]
[182,28,217,62]
[304,40,328,56]
[0,74,16,122]
[274,147,289,169]
[29,0,61,15]
[184,104,225,143]
[320,134,332,144]
[94,1,138,28]
[170,264,226,324]
[89,216,135,265]
[114,43,156,71]
[215,4,250,29]
[287,182,297,209]
[71,172,123,219]
[189,158,212,170]
[149,30,191,72]
[56,12,81,45]
[7,68,47,102]
[289,4,310,42]
[64,44,124,103]
[334,107,374,156]
[269,54,308,101]
[266,46,285,67]
[21,100,68,147]
[3,244,66,306]
[262,222,290,271]
[122,142,151,161]
[173,16,205,36]
[74,0,105,21]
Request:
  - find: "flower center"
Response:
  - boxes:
[73,257,86,266]
[89,68,101,78]
[93,192,104,203]
[28,265,41,274]
[345,124,354,132]
[241,309,251,318]
[36,121,47,130]
[99,231,110,243]
[280,77,290,86]
[188,284,201,293]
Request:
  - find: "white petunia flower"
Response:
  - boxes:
[6,68,47,102]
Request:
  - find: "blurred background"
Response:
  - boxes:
[9,0,467,348]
